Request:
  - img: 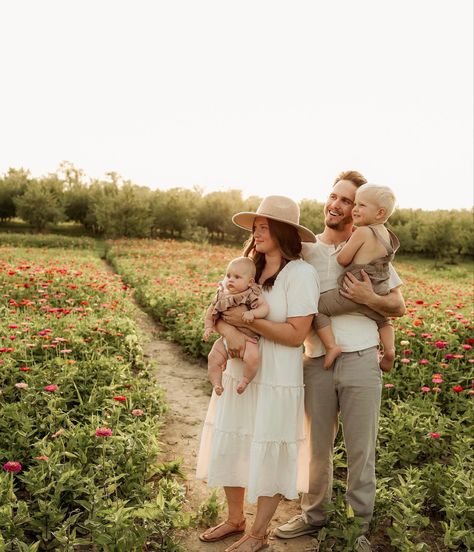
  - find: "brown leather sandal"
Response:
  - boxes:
[199,519,246,542]
[224,532,269,551]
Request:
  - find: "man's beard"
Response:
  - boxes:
[325,214,353,230]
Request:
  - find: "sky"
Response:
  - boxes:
[0,1,472,211]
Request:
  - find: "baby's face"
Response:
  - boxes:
[223,262,254,294]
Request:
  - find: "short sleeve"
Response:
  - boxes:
[285,261,320,318]
[388,264,403,289]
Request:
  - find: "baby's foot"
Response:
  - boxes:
[380,348,395,373]
[323,345,342,369]
[236,377,250,394]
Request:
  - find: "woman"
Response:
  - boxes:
[196,196,319,552]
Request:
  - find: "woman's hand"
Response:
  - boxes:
[215,319,257,358]
[221,305,248,327]
[225,326,257,358]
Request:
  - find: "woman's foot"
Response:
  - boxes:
[236,377,250,394]
[224,532,269,551]
[199,519,246,542]
[323,345,342,369]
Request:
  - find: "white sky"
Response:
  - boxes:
[0,1,472,210]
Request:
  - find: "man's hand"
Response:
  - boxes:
[340,270,374,304]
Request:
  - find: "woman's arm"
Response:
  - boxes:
[249,315,314,347]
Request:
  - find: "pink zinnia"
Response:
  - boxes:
[95,427,113,437]
[432,377,443,384]
[435,341,447,349]
[421,386,431,393]
[15,383,28,389]
[3,461,22,472]
[401,358,410,364]
[419,359,429,365]
[113,395,126,403]
[34,455,49,461]
[462,344,472,350]
[131,409,144,416]
[44,385,58,392]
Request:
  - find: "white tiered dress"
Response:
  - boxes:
[196,259,319,503]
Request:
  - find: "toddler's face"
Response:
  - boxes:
[352,190,382,226]
[223,262,254,294]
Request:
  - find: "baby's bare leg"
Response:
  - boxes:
[378,323,395,373]
[236,341,260,394]
[207,337,227,395]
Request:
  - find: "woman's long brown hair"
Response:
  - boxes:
[243,219,302,289]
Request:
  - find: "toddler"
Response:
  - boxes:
[314,183,400,372]
[203,256,269,394]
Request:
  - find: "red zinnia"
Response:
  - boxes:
[429,432,441,439]
[113,395,126,402]
[44,385,58,392]
[452,385,464,393]
[3,461,22,472]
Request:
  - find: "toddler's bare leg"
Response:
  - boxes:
[207,337,227,395]
[236,341,260,394]
[316,325,342,369]
[378,323,395,373]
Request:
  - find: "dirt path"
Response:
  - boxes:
[134,307,316,552]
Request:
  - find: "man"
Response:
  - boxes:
[273,170,405,551]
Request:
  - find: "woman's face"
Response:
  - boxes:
[253,217,278,254]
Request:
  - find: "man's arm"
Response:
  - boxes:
[341,270,406,318]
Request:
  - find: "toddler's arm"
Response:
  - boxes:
[242,295,269,322]
[336,227,370,266]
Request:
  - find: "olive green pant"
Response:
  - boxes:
[301,347,381,530]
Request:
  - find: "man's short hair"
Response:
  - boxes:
[334,170,367,188]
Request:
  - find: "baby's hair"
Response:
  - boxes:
[357,183,397,221]
[228,256,257,278]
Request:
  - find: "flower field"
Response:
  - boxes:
[0,244,187,551]
[107,239,474,552]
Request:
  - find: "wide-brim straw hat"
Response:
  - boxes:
[232,195,316,243]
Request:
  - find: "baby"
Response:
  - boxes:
[314,183,400,372]
[203,256,269,395]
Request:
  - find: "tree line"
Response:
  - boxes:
[0,163,472,260]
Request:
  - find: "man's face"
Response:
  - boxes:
[324,179,357,230]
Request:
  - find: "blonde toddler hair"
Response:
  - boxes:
[357,183,397,222]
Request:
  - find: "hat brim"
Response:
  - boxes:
[232,212,316,243]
